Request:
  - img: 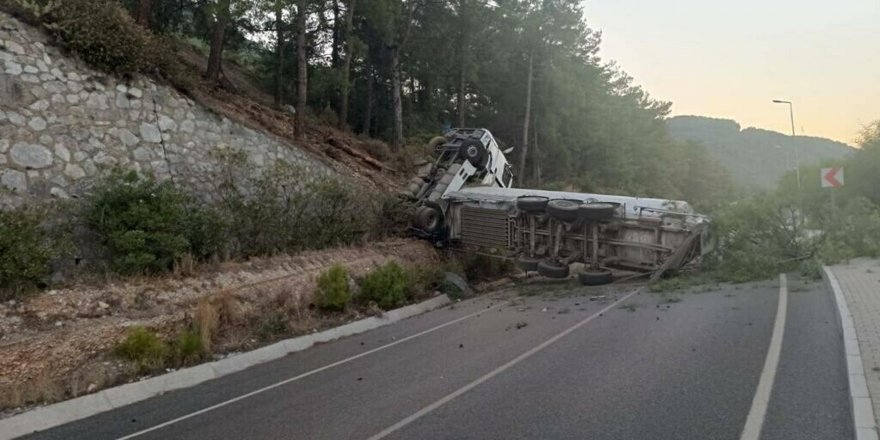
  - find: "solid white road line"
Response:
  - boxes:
[365,288,641,440]
[117,301,507,440]
[739,273,788,440]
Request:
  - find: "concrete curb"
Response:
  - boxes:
[822,266,879,440]
[0,294,452,440]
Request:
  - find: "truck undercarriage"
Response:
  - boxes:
[406,128,709,285]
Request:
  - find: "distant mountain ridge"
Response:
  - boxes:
[667,115,855,188]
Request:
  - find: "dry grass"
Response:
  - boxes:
[195,296,219,355]
[173,253,197,278]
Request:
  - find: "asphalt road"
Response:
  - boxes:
[22,275,853,440]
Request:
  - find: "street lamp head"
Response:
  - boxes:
[772,99,791,104]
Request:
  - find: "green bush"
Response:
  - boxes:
[87,170,187,274]
[170,328,204,366]
[86,170,222,275]
[358,262,412,310]
[113,326,168,372]
[314,265,351,311]
[0,205,69,299]
[213,158,371,256]
[45,0,155,73]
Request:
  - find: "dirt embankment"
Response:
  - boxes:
[0,239,438,411]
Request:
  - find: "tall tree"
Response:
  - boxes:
[518,50,533,180]
[273,0,288,107]
[455,0,469,128]
[337,0,357,130]
[295,0,308,138]
[206,0,232,83]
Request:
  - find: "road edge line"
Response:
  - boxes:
[739,273,788,440]
[0,294,454,440]
[822,266,880,440]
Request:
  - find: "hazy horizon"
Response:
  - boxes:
[587,0,879,146]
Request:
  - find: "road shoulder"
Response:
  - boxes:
[824,261,880,440]
[0,294,452,440]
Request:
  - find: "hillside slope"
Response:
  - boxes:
[668,116,855,188]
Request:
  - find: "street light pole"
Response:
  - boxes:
[773,99,801,190]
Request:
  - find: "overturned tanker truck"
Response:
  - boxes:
[406,128,710,286]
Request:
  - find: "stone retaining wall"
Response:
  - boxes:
[0,11,332,209]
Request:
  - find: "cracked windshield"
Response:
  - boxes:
[0,0,878,439]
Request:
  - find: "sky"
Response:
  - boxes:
[585,0,880,146]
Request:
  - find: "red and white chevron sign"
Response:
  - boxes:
[821,167,844,188]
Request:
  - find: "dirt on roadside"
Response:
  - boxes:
[0,238,439,413]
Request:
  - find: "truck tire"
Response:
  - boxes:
[407,177,425,195]
[546,199,580,223]
[461,140,489,170]
[427,136,448,154]
[516,195,549,213]
[517,256,540,272]
[537,260,570,279]
[578,202,620,221]
[578,269,613,286]
[413,205,443,233]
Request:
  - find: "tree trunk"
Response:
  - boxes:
[533,115,541,185]
[205,0,231,83]
[390,46,404,151]
[135,0,154,28]
[295,0,308,138]
[456,0,468,128]
[363,68,374,136]
[337,0,356,130]
[331,0,341,69]
[274,1,285,107]
[518,50,534,180]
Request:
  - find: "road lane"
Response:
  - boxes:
[386,283,779,440]
[21,277,854,440]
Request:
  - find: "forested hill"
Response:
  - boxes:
[667,116,855,188]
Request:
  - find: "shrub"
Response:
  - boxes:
[213,158,369,257]
[258,312,287,340]
[171,329,204,366]
[86,170,221,274]
[113,326,168,372]
[87,170,188,274]
[0,205,69,299]
[368,194,412,240]
[45,0,156,74]
[360,138,392,161]
[358,262,411,310]
[314,265,351,311]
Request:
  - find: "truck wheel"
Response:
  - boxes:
[516,195,549,213]
[517,256,540,272]
[578,269,613,286]
[427,136,448,154]
[414,205,443,233]
[537,260,570,279]
[407,177,425,195]
[546,199,580,223]
[578,202,620,221]
[461,140,488,170]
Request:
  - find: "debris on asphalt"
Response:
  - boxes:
[557,308,570,315]
[589,296,606,301]
[516,321,528,329]
[459,344,464,348]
